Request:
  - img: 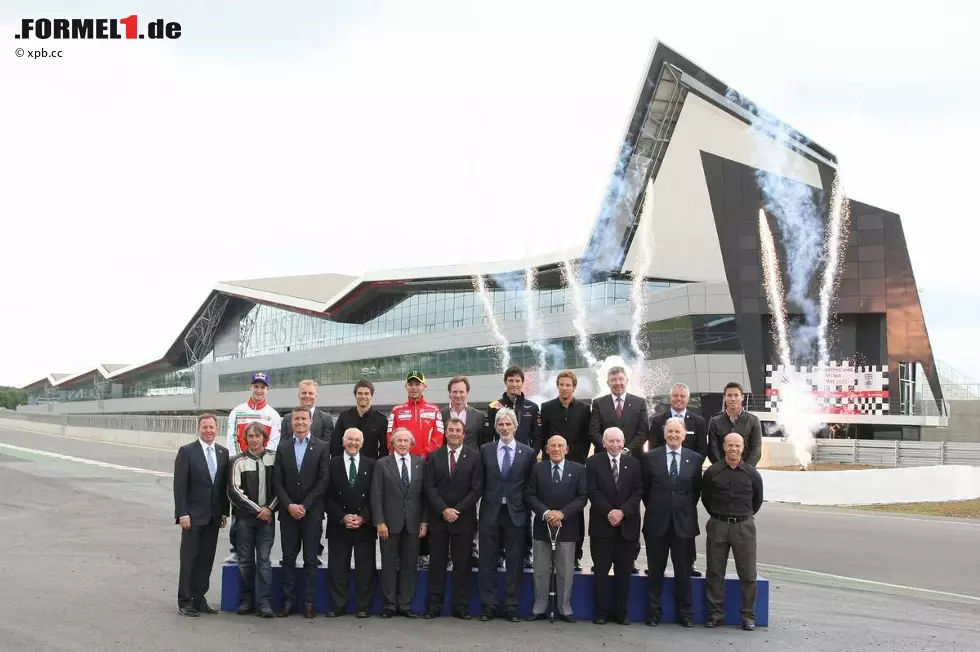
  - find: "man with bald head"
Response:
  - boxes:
[586,427,643,625]
[525,435,587,622]
[701,432,764,631]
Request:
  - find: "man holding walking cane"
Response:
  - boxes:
[524,435,587,623]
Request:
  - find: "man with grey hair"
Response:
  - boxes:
[588,365,649,458]
[649,382,708,576]
[372,427,428,618]
[477,407,535,622]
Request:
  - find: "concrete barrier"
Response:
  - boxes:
[0,418,196,451]
[758,439,800,468]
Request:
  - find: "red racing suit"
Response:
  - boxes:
[386,396,444,458]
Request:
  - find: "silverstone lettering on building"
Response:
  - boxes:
[15,16,182,40]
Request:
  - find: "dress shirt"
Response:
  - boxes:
[449,406,468,425]
[446,445,463,472]
[198,438,216,461]
[496,439,516,504]
[607,452,621,467]
[702,462,764,516]
[542,459,566,521]
[345,452,360,476]
[293,435,310,469]
[672,409,687,420]
[666,446,683,474]
[395,453,412,483]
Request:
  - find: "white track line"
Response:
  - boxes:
[766,505,980,527]
[0,441,173,478]
[758,563,980,602]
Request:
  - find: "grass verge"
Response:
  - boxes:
[849,499,980,519]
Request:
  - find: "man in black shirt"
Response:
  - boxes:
[539,369,591,569]
[701,432,764,631]
[331,380,389,459]
[706,382,762,466]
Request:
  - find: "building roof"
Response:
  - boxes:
[22,41,839,392]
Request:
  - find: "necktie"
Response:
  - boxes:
[553,464,561,483]
[400,456,409,490]
[616,397,623,420]
[670,451,678,479]
[611,457,619,487]
[348,457,357,485]
[501,445,512,478]
[450,449,457,475]
[206,446,216,483]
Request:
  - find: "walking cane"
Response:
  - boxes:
[547,521,562,623]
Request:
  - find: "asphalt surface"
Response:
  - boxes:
[1,425,978,652]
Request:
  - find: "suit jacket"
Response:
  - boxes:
[649,411,708,456]
[272,435,330,519]
[324,454,376,540]
[371,454,428,534]
[425,445,483,533]
[641,446,703,539]
[173,440,231,525]
[440,406,485,450]
[282,408,335,447]
[588,393,650,457]
[479,440,536,527]
[525,459,587,543]
[585,452,643,541]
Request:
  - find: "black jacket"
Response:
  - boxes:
[272,435,330,518]
[585,452,643,541]
[425,444,483,533]
[324,454,376,540]
[539,397,592,463]
[483,392,542,450]
[282,408,335,447]
[649,410,708,456]
[641,446,703,539]
[173,440,230,525]
[331,407,389,459]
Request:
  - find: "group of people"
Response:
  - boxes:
[174,364,765,630]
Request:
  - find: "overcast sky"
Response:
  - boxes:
[2,0,978,387]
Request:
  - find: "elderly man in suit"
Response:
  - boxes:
[272,408,330,619]
[642,417,704,628]
[441,376,485,450]
[525,435,587,622]
[586,426,643,625]
[174,413,230,617]
[324,427,377,619]
[478,407,535,623]
[424,416,483,619]
[372,427,428,619]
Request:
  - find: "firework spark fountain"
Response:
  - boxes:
[629,180,655,360]
[524,265,548,373]
[473,275,510,369]
[758,209,792,367]
[817,172,851,365]
[561,259,599,369]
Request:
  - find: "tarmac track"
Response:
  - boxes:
[0,425,977,652]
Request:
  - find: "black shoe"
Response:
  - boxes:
[356,611,369,619]
[680,617,694,628]
[504,610,519,623]
[256,607,275,619]
[559,614,577,623]
[237,604,255,615]
[303,603,316,619]
[690,567,703,577]
[645,617,660,627]
[380,610,395,619]
[177,605,199,617]
[631,565,640,574]
[399,610,419,619]
[742,619,756,631]
[574,560,582,572]
[705,616,723,628]
[277,600,293,618]
[613,616,630,626]
[325,611,342,618]
[453,609,471,620]
[526,613,547,622]
[593,617,606,625]
[194,599,218,614]
[480,607,496,622]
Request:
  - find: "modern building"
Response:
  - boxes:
[18,42,948,439]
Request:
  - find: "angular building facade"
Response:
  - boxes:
[19,43,947,439]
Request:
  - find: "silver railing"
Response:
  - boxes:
[813,439,980,467]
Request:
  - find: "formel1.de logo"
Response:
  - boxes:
[15,16,182,40]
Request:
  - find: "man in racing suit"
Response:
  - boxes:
[386,370,444,568]
[224,371,281,563]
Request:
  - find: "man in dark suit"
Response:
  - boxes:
[272,408,330,619]
[371,427,428,618]
[525,435,587,622]
[323,427,377,619]
[586,426,643,625]
[642,417,704,627]
[441,376,485,450]
[588,365,649,458]
[648,382,708,577]
[424,417,483,619]
[477,407,536,622]
[539,369,592,570]
[282,380,335,445]
[173,413,230,617]
[330,380,390,459]
[282,379,336,565]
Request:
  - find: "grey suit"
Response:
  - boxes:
[440,405,485,450]
[371,453,428,613]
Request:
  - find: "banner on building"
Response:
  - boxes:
[764,362,890,415]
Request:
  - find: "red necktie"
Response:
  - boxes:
[450,449,457,474]
[616,397,623,420]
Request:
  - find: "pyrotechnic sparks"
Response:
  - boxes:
[560,259,599,369]
[759,209,792,368]
[629,180,655,360]
[817,172,851,365]
[473,275,510,369]
[523,265,548,373]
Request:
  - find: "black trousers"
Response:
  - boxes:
[479,509,525,612]
[379,526,421,613]
[428,524,476,613]
[591,536,635,620]
[327,534,376,613]
[177,520,219,607]
[645,522,694,619]
[280,512,323,606]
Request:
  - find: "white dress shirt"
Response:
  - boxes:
[449,406,468,424]
[345,452,360,476]
[447,445,462,472]
[395,453,412,482]
[666,446,683,474]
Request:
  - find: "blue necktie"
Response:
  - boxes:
[670,451,678,479]
[206,446,216,483]
[501,445,512,478]
[552,464,561,483]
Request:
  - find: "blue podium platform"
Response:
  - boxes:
[220,564,768,626]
